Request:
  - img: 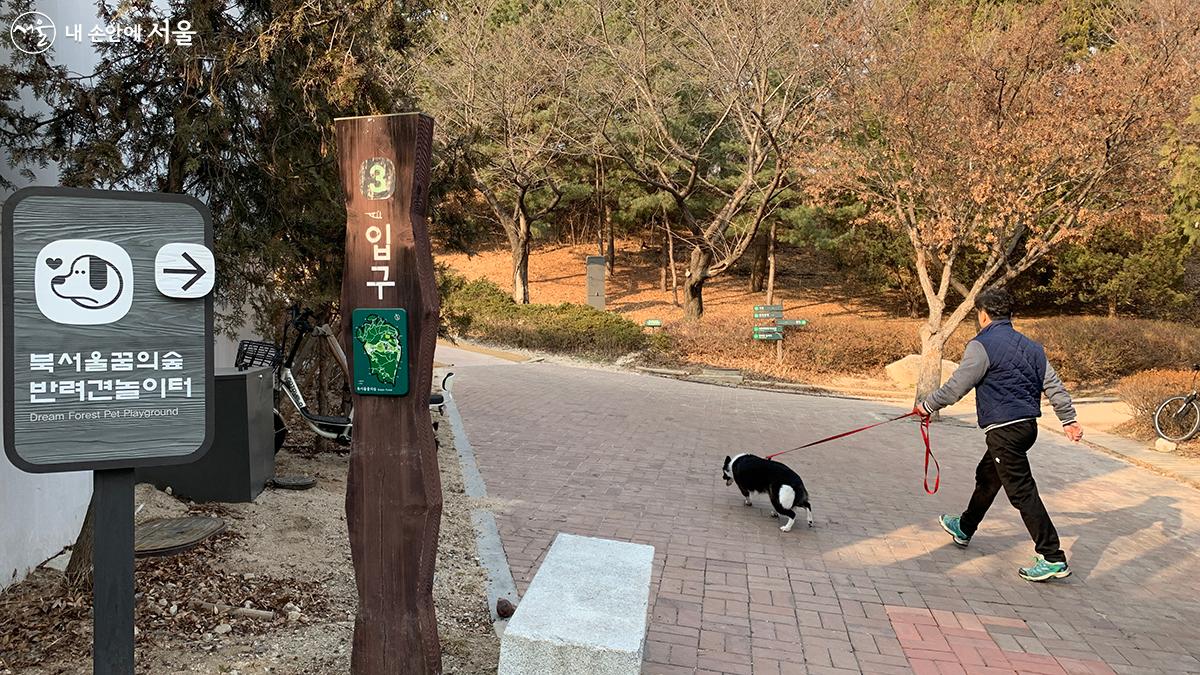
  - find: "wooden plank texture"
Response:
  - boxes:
[335,113,442,674]
[4,191,212,470]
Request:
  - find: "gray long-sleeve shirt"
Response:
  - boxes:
[921,340,1078,430]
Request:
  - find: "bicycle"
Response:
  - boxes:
[235,305,451,452]
[1153,364,1200,442]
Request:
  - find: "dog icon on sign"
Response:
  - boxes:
[35,240,134,325]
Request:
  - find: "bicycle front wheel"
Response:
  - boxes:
[1154,396,1200,442]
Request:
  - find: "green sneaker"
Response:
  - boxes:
[1019,556,1071,582]
[939,514,970,547]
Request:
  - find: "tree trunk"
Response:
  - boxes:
[594,158,614,273]
[595,159,606,259]
[915,322,947,410]
[659,226,669,292]
[667,223,680,307]
[606,210,615,274]
[765,221,777,305]
[65,496,95,589]
[750,230,769,292]
[1108,297,1118,318]
[315,348,330,453]
[683,246,714,319]
[511,234,530,304]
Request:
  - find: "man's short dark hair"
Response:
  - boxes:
[975,288,1012,319]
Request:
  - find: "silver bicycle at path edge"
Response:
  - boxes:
[1153,364,1200,443]
[235,305,451,452]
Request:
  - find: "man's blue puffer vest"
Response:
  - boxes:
[973,319,1046,428]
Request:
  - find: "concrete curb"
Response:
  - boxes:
[442,377,520,633]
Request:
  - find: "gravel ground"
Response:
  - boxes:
[0,410,500,674]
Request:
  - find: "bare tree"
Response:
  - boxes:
[825,0,1200,402]
[419,1,585,303]
[577,0,843,318]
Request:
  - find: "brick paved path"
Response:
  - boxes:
[455,363,1200,675]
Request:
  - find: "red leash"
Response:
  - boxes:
[765,411,940,494]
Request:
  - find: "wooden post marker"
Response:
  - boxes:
[335,113,442,674]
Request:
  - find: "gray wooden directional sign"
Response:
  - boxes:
[3,187,214,473]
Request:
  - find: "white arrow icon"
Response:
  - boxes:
[155,243,215,299]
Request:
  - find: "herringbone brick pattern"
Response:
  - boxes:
[455,363,1200,674]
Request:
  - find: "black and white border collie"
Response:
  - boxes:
[722,454,813,532]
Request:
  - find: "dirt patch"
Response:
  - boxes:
[0,411,499,675]
[440,240,900,328]
[440,241,966,386]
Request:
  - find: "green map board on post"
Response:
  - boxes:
[351,308,409,396]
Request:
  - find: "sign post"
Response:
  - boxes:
[751,306,807,365]
[752,304,785,364]
[2,187,215,674]
[335,113,442,674]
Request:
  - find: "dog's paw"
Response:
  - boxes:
[769,512,780,518]
[808,521,814,528]
[779,524,793,532]
[744,499,752,506]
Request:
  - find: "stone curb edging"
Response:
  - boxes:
[441,371,520,633]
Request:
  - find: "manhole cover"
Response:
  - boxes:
[270,475,317,490]
[135,516,225,558]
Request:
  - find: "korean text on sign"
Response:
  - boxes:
[27,351,192,404]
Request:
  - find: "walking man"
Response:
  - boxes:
[916,288,1083,582]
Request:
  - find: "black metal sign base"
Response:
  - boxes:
[93,468,135,674]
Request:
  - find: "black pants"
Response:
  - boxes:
[958,420,1066,563]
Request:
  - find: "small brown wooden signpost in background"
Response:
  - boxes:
[334,112,442,674]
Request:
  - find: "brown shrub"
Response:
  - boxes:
[668,314,981,380]
[670,315,920,376]
[1115,369,1197,436]
[665,313,1200,387]
[1027,316,1200,384]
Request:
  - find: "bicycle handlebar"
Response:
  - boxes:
[288,304,317,333]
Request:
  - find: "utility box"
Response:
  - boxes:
[586,256,606,310]
[136,367,274,502]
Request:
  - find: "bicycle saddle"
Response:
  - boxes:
[429,393,444,406]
